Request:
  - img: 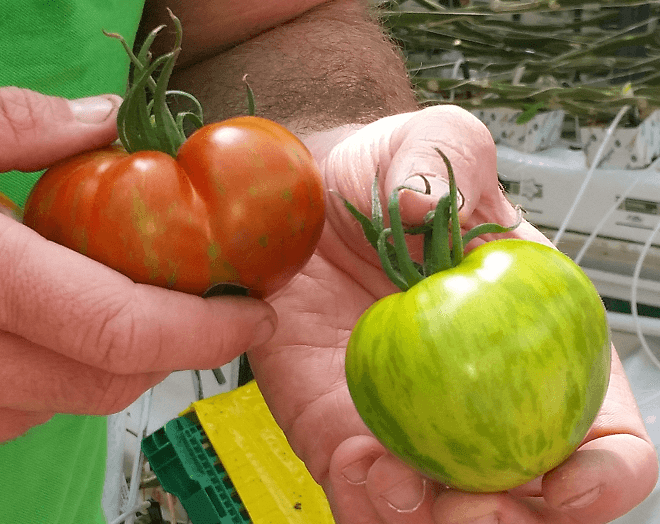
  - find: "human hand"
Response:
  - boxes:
[0,87,277,442]
[248,105,658,524]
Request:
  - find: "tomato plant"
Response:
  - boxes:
[22,11,325,298]
[342,150,611,492]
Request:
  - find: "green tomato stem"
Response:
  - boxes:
[244,75,257,117]
[105,9,204,156]
[428,193,452,274]
[126,53,171,150]
[435,148,465,267]
[103,26,160,94]
[377,229,410,291]
[152,49,185,156]
[461,215,522,247]
[170,90,205,131]
[388,188,425,288]
[336,190,381,251]
[338,148,521,290]
[371,170,384,231]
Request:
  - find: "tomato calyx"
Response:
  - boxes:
[104,9,204,156]
[340,148,521,291]
[105,12,258,157]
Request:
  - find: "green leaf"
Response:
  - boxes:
[516,102,546,124]
[340,194,383,251]
[461,208,522,247]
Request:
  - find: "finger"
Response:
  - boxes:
[0,330,167,415]
[542,435,658,523]
[508,475,544,498]
[384,105,499,227]
[322,107,492,221]
[327,435,388,524]
[0,216,277,374]
[0,407,54,442]
[321,106,505,268]
[383,106,555,251]
[431,435,659,524]
[432,490,546,524]
[505,218,556,248]
[587,345,650,443]
[365,453,438,524]
[0,87,120,172]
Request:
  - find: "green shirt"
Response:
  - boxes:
[0,2,144,522]
[0,0,145,207]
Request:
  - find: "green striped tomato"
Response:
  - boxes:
[345,238,611,492]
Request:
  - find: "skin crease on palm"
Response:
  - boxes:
[247,106,659,524]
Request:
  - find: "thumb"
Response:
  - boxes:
[384,105,499,228]
[384,106,552,249]
[322,106,499,230]
[0,87,120,173]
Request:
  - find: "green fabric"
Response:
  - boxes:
[0,415,109,524]
[0,0,145,207]
[0,1,145,522]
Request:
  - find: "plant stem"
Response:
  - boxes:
[105,9,204,156]
[338,148,521,290]
[388,189,425,288]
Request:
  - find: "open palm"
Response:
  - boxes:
[249,106,657,524]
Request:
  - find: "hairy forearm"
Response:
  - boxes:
[168,0,418,134]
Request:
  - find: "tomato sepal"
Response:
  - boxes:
[338,148,521,290]
[104,9,202,156]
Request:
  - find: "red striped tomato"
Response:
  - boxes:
[23,118,325,298]
[23,14,326,299]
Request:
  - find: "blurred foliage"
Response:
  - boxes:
[377,0,660,126]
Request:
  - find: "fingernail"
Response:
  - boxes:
[401,174,463,212]
[403,174,449,197]
[560,485,602,509]
[69,95,119,124]
[381,476,426,512]
[341,455,377,485]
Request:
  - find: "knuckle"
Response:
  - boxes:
[0,87,50,144]
[0,87,71,171]
[0,219,35,334]
[82,373,135,416]
[81,290,161,375]
[83,297,143,374]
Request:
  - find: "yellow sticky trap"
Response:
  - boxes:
[181,381,336,524]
